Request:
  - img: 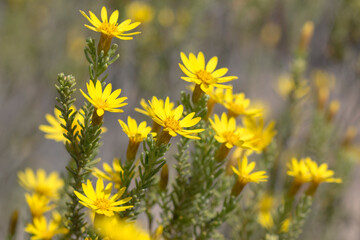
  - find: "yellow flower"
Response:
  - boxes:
[306,158,342,184]
[119,116,153,143]
[96,216,150,240]
[286,157,312,195]
[18,168,64,200]
[231,156,268,196]
[150,97,204,144]
[135,97,175,134]
[280,217,291,233]
[39,108,68,143]
[242,117,276,153]
[126,2,154,24]
[223,89,262,118]
[179,52,237,102]
[179,51,237,92]
[287,158,312,184]
[119,116,153,161]
[305,158,342,195]
[93,158,124,190]
[39,107,107,143]
[257,194,275,229]
[80,6,141,53]
[135,97,175,118]
[210,113,253,149]
[25,193,55,218]
[25,212,68,240]
[74,179,133,217]
[277,74,310,100]
[80,80,128,117]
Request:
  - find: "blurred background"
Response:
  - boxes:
[0,0,360,239]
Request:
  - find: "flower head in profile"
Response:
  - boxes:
[96,216,150,240]
[80,80,128,117]
[25,212,68,240]
[80,6,141,53]
[25,193,55,218]
[39,107,106,143]
[179,52,237,102]
[305,158,342,195]
[150,97,204,144]
[119,116,153,144]
[135,97,175,118]
[286,157,312,195]
[242,117,276,153]
[287,158,312,184]
[231,156,268,196]
[119,116,154,161]
[257,193,275,229]
[93,158,124,190]
[210,113,253,149]
[223,89,262,118]
[18,168,64,200]
[74,179,132,216]
[39,108,69,143]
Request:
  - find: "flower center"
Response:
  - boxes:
[163,117,180,131]
[223,131,238,145]
[35,185,52,197]
[94,198,111,210]
[96,99,108,109]
[99,22,119,36]
[196,70,213,83]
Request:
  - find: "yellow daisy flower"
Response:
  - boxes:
[135,97,175,134]
[80,6,141,53]
[25,193,55,218]
[39,107,107,143]
[80,80,128,123]
[179,51,237,103]
[231,156,268,196]
[93,158,124,190]
[223,89,262,118]
[257,194,275,229]
[74,178,133,217]
[25,212,68,240]
[150,97,204,144]
[286,157,312,195]
[18,168,64,200]
[119,116,153,161]
[305,158,342,195]
[210,113,254,162]
[242,117,276,153]
[96,216,150,240]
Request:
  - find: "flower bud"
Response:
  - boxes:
[159,164,169,191]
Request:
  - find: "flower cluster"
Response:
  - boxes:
[18,169,68,239]
[14,6,349,240]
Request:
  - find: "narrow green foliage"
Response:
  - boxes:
[84,38,120,83]
[55,74,102,239]
[279,196,313,240]
[121,135,168,219]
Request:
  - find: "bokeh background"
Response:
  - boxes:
[1,0,360,239]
